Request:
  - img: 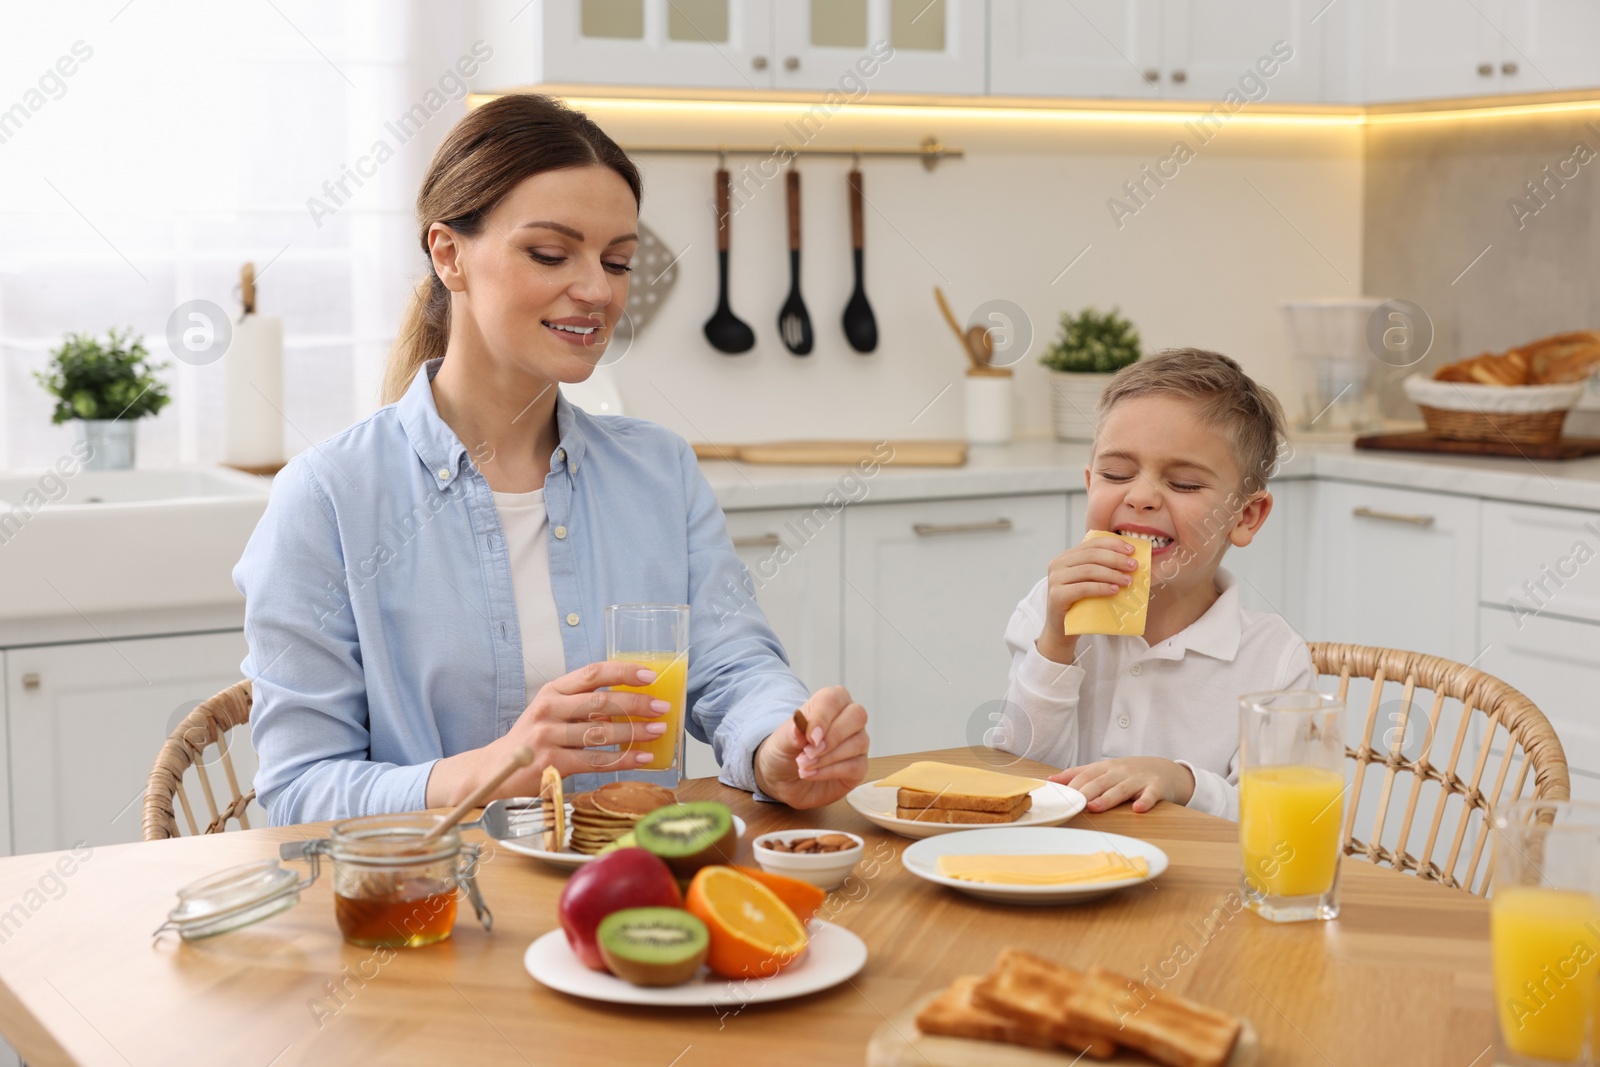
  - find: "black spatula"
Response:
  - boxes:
[841,167,878,353]
[777,168,814,356]
[703,167,755,354]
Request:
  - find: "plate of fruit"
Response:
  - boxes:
[526,802,868,1006]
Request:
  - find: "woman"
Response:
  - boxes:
[235,94,870,825]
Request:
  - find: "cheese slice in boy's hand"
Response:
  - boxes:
[1062,530,1151,636]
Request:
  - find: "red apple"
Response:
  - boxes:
[558,848,682,971]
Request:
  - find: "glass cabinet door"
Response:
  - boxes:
[771,0,985,94]
[543,0,775,89]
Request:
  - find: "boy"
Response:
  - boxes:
[992,348,1313,820]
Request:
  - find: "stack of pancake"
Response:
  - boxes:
[568,781,677,854]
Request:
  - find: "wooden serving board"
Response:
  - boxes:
[1353,431,1600,459]
[866,991,1258,1067]
[692,439,968,467]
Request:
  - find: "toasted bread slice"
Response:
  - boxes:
[972,949,1117,1059]
[898,787,1033,814]
[1065,967,1242,1067]
[897,800,1030,824]
[914,975,1056,1049]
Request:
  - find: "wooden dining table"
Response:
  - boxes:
[0,747,1497,1066]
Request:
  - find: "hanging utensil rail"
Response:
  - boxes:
[618,136,963,172]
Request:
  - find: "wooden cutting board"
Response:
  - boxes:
[866,991,1259,1067]
[1353,431,1600,459]
[692,439,968,467]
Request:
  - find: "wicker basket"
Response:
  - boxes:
[1403,375,1581,444]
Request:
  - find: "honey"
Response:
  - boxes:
[334,886,458,948]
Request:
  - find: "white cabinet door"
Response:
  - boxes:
[1360,0,1504,101]
[1478,608,1600,802]
[842,493,1070,757]
[7,631,251,855]
[541,0,774,89]
[1223,477,1299,628]
[683,507,844,778]
[1500,1,1600,92]
[1306,482,1480,662]
[772,0,985,93]
[1480,500,1600,626]
[1159,0,1322,103]
[988,0,1162,98]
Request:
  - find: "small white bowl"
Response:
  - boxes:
[752,830,864,890]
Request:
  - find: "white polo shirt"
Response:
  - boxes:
[994,568,1315,820]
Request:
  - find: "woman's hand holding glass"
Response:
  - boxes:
[424,661,670,807]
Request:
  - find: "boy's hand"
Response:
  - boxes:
[1035,535,1139,665]
[1049,757,1195,813]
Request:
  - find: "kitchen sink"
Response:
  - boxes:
[0,466,273,623]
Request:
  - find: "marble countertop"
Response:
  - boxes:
[701,437,1600,513]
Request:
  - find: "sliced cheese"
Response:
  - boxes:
[938,852,1150,886]
[1062,530,1151,637]
[875,761,1043,800]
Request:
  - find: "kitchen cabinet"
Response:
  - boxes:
[1500,1,1600,92]
[683,506,844,778]
[534,0,981,93]
[1478,607,1600,804]
[988,0,1323,103]
[771,0,984,94]
[1479,499,1600,626]
[6,631,250,856]
[1304,481,1481,662]
[841,493,1071,757]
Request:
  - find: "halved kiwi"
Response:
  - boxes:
[633,802,736,878]
[597,907,709,986]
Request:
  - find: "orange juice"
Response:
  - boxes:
[1239,766,1344,897]
[610,652,687,770]
[1493,886,1600,1062]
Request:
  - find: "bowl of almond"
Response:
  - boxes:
[753,830,864,890]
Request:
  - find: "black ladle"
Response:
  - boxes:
[777,168,814,356]
[703,167,755,354]
[841,168,878,353]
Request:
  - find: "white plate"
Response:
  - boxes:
[900,827,1168,905]
[845,779,1086,839]
[496,811,746,870]
[524,919,867,1006]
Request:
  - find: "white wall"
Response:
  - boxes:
[580,102,1364,442]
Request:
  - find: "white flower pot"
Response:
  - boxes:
[1049,371,1117,441]
[78,419,136,470]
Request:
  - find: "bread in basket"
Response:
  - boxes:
[1405,331,1600,443]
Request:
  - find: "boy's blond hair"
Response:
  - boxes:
[1095,348,1287,494]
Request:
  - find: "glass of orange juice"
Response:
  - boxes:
[1238,690,1346,922]
[1492,799,1600,1066]
[605,604,690,781]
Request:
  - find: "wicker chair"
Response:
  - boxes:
[1311,642,1570,896]
[143,680,258,840]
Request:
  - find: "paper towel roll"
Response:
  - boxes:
[223,313,284,467]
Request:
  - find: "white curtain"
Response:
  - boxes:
[0,0,494,469]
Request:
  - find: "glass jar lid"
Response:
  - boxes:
[155,859,308,941]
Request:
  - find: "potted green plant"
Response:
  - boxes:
[1040,306,1142,441]
[34,328,171,470]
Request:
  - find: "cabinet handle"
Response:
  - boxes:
[1170,69,1187,84]
[784,56,799,71]
[1501,61,1518,75]
[22,673,40,690]
[1143,68,1159,83]
[1352,506,1435,528]
[752,55,768,70]
[1477,62,1494,76]
[912,518,1014,537]
[732,533,782,549]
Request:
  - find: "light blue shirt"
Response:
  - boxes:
[234,357,806,825]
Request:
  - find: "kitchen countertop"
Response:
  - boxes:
[700,437,1600,512]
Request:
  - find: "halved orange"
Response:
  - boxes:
[730,866,825,924]
[685,865,809,979]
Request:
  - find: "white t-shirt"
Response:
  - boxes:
[993,568,1316,820]
[492,488,569,696]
